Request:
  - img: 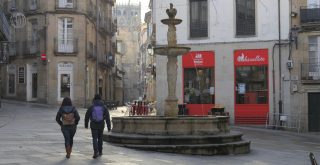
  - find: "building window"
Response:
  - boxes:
[235,66,268,104]
[184,68,215,104]
[18,67,25,84]
[58,0,74,8]
[58,17,74,53]
[189,0,208,38]
[236,0,256,36]
[308,36,320,78]
[29,20,38,54]
[29,0,38,10]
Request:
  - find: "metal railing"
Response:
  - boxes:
[300,6,320,24]
[301,63,320,81]
[54,38,78,54]
[265,113,301,132]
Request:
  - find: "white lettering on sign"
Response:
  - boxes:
[193,53,203,65]
[237,53,265,62]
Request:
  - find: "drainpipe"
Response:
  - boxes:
[45,13,48,104]
[278,0,283,116]
[95,0,98,95]
[85,17,88,107]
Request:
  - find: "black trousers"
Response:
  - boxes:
[91,128,103,154]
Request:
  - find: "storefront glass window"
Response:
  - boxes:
[184,68,215,104]
[235,66,268,104]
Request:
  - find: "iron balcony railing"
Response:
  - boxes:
[23,39,40,55]
[301,63,320,81]
[54,38,78,54]
[300,6,320,24]
[24,0,39,12]
[55,0,77,10]
[0,6,10,40]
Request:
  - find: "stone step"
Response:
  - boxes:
[110,140,251,155]
[103,131,245,145]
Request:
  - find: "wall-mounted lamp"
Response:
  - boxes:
[147,44,154,56]
[291,12,298,17]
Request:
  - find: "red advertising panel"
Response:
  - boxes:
[183,51,215,68]
[234,49,268,66]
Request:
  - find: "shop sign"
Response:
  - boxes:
[183,51,214,68]
[58,62,73,71]
[234,49,268,66]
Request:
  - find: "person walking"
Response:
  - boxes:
[56,97,80,158]
[85,94,111,159]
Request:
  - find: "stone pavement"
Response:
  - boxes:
[0,99,319,165]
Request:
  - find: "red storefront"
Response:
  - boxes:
[234,49,269,124]
[182,51,215,115]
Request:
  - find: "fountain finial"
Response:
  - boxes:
[166,3,177,19]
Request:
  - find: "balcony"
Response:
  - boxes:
[24,0,39,12]
[300,6,320,31]
[301,63,320,83]
[0,42,16,64]
[54,38,78,55]
[0,7,10,41]
[55,0,77,11]
[23,39,40,56]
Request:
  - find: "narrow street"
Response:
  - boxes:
[0,100,319,165]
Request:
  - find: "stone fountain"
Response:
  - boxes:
[153,3,191,117]
[103,4,250,155]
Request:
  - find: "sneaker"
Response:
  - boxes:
[99,152,103,156]
[92,153,98,159]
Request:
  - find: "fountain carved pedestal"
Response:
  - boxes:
[103,4,250,155]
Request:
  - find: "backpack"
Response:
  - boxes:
[62,112,75,125]
[91,105,104,122]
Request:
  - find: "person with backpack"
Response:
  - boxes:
[56,97,80,158]
[85,94,111,159]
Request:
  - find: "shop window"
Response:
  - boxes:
[189,0,208,38]
[235,66,268,104]
[236,0,255,36]
[184,68,215,104]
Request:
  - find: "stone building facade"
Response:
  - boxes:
[0,0,116,107]
[286,0,320,132]
[114,3,141,103]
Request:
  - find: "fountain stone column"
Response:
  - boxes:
[154,3,191,117]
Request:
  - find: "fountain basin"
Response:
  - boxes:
[104,116,251,155]
[161,18,182,25]
[111,116,229,135]
[154,46,191,56]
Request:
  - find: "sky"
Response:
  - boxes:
[116,0,150,21]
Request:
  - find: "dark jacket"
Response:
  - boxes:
[56,106,80,127]
[84,100,111,130]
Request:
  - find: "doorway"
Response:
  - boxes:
[308,93,320,131]
[57,63,73,101]
[27,64,38,101]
